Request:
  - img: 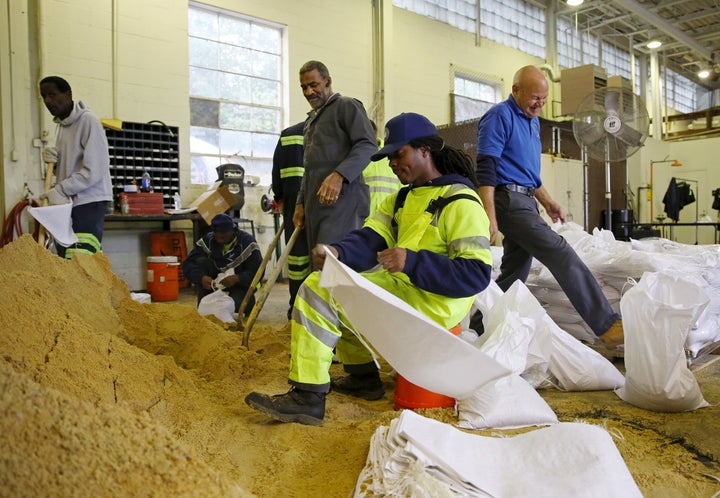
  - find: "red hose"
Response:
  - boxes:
[0,199,41,248]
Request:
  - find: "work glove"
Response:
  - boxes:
[40,188,69,206]
[42,147,59,163]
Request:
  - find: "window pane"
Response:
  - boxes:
[218,16,250,45]
[189,38,218,70]
[188,8,217,39]
[190,98,219,127]
[220,102,252,130]
[252,132,278,158]
[220,73,251,103]
[220,129,252,157]
[252,24,281,54]
[253,107,280,133]
[191,126,220,151]
[252,78,279,106]
[189,67,219,98]
[253,52,280,80]
[219,44,251,74]
[191,155,221,185]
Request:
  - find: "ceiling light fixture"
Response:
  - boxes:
[646,40,662,50]
[567,0,584,6]
[698,68,711,79]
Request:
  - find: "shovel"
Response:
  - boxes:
[242,225,301,348]
[235,220,286,324]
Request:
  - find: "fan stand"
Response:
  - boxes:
[604,138,612,231]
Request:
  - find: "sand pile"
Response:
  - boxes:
[1,234,719,497]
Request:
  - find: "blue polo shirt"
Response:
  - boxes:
[476,94,542,188]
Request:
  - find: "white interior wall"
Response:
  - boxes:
[2,0,720,291]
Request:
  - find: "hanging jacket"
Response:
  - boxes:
[663,177,695,222]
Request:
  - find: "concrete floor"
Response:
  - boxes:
[171,278,720,478]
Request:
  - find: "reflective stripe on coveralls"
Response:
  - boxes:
[197,237,260,273]
[63,232,101,259]
[287,254,312,281]
[280,166,304,180]
[288,183,492,391]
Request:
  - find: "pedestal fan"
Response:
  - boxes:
[572,86,650,231]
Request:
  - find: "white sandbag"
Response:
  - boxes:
[130,292,152,304]
[28,202,78,247]
[457,374,558,430]
[197,289,235,323]
[319,250,509,399]
[355,410,642,498]
[617,271,710,412]
[458,281,557,429]
[539,314,625,391]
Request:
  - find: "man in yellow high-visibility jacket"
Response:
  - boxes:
[246,112,493,426]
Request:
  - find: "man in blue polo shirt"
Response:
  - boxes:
[475,65,623,349]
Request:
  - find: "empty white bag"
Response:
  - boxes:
[355,410,642,498]
[28,202,78,247]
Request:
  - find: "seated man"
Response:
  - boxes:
[183,213,263,316]
[245,112,493,426]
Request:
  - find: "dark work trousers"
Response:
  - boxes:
[193,255,255,316]
[494,189,618,336]
[283,192,310,319]
[57,201,108,259]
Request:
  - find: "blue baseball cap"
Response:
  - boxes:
[211,213,235,232]
[371,112,438,161]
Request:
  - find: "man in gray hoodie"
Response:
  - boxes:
[39,76,112,259]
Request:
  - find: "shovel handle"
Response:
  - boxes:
[242,225,301,348]
[235,219,286,327]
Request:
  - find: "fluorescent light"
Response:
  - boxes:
[646,40,662,50]
[698,69,711,79]
[567,0,584,5]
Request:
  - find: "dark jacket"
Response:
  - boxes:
[183,228,263,291]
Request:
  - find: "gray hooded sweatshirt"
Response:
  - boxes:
[53,100,112,206]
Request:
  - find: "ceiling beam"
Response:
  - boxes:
[610,0,713,60]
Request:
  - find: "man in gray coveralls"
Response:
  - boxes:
[292,60,377,266]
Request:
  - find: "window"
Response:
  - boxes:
[664,70,697,114]
[188,4,284,186]
[393,0,544,59]
[393,0,476,33]
[479,0,545,59]
[452,71,502,122]
[557,17,600,69]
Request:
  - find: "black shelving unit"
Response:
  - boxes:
[105,121,180,209]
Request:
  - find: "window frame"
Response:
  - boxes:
[188,2,286,186]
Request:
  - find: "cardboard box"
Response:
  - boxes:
[188,182,237,224]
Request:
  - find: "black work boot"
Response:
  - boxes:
[245,388,325,426]
[331,372,385,401]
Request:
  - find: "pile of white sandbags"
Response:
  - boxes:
[519,223,720,359]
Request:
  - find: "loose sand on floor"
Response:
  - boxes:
[1,234,719,497]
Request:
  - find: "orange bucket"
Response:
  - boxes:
[394,324,462,410]
[146,256,179,301]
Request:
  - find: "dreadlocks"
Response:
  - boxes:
[407,136,479,187]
